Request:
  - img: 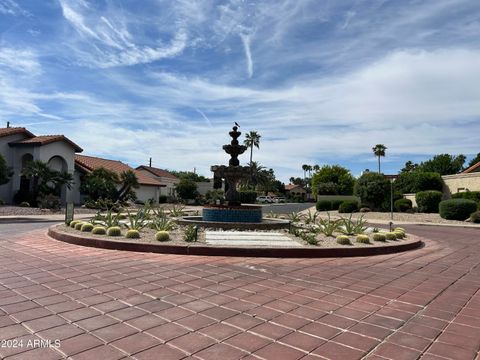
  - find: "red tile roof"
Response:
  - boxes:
[10,135,83,152]
[285,184,303,191]
[0,127,35,139]
[463,161,480,174]
[136,165,178,180]
[75,155,163,187]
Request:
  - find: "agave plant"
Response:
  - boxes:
[318,212,339,237]
[267,211,280,219]
[287,211,303,223]
[152,206,167,219]
[150,217,176,231]
[304,210,319,224]
[169,205,186,217]
[338,214,368,235]
[124,207,150,230]
[91,208,123,228]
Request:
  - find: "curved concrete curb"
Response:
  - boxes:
[48,225,423,258]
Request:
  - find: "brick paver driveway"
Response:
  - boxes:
[0,223,479,360]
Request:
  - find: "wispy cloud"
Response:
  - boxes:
[0,0,29,16]
[240,33,253,78]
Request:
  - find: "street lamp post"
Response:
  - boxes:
[390,178,394,221]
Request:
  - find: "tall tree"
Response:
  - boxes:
[0,154,12,186]
[244,131,261,166]
[302,164,309,182]
[372,144,387,173]
[313,164,320,172]
[418,154,466,175]
[400,160,419,173]
[468,153,480,168]
[116,170,140,202]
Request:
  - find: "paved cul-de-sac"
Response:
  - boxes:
[0,223,479,360]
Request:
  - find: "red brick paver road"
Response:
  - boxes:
[0,224,479,359]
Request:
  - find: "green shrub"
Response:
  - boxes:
[336,235,351,245]
[395,171,443,193]
[125,229,140,239]
[385,232,397,240]
[393,231,404,239]
[74,222,84,230]
[452,191,480,204]
[19,201,30,207]
[70,220,81,228]
[394,198,412,212]
[416,190,443,213]
[92,226,106,235]
[356,235,370,244]
[439,199,478,220]
[155,231,170,241]
[183,225,197,242]
[38,194,61,211]
[338,200,359,213]
[470,211,480,223]
[331,200,344,210]
[373,233,386,242]
[159,195,168,203]
[107,226,122,236]
[238,190,257,204]
[80,223,94,232]
[316,200,331,211]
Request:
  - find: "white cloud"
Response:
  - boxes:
[0,0,29,16]
[240,33,253,78]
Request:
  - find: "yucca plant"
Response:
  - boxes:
[92,208,123,228]
[267,211,280,219]
[183,225,197,242]
[304,210,319,224]
[339,214,368,235]
[318,212,339,237]
[287,211,303,223]
[169,205,186,217]
[150,217,176,232]
[124,207,150,230]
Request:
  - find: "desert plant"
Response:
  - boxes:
[125,229,140,239]
[169,205,186,217]
[92,226,107,235]
[183,225,197,242]
[74,222,84,230]
[19,201,30,207]
[266,211,280,218]
[300,232,318,245]
[316,200,331,211]
[150,217,176,231]
[385,232,397,240]
[356,234,370,244]
[338,200,359,213]
[318,213,339,237]
[416,190,443,213]
[393,231,404,239]
[439,199,478,220]
[394,227,406,232]
[304,210,319,224]
[155,231,170,241]
[107,226,122,236]
[69,220,81,228]
[394,198,412,212]
[373,233,386,242]
[287,212,303,223]
[336,235,351,245]
[80,223,94,232]
[338,214,368,235]
[38,194,61,211]
[92,208,123,228]
[124,208,149,230]
[470,211,480,223]
[372,227,380,233]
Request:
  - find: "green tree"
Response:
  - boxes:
[400,160,419,173]
[169,171,209,182]
[244,131,261,166]
[80,168,119,201]
[175,178,199,200]
[311,165,355,197]
[354,172,390,210]
[467,153,480,169]
[0,154,13,185]
[289,177,305,186]
[418,154,465,175]
[372,144,387,173]
[117,170,140,202]
[302,164,309,183]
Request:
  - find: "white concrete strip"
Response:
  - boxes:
[205,240,303,247]
[205,231,302,247]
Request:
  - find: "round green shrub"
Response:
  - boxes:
[373,233,386,242]
[394,198,412,212]
[394,231,404,239]
[395,171,443,194]
[356,235,370,244]
[354,172,390,210]
[385,232,397,240]
[80,223,94,232]
[394,227,405,232]
[155,231,170,241]
[439,199,478,221]
[69,220,81,228]
[416,190,443,213]
[452,191,480,204]
[125,229,140,239]
[470,211,480,223]
[331,200,344,210]
[316,200,332,211]
[92,226,106,235]
[19,201,30,207]
[336,235,351,245]
[74,222,85,230]
[338,200,359,213]
[107,226,122,236]
[394,229,406,237]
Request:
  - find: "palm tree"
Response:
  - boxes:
[313,164,320,173]
[372,144,387,173]
[302,164,309,183]
[117,170,140,202]
[244,131,261,166]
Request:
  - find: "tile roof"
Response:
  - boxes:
[10,135,83,152]
[0,127,35,139]
[285,184,303,191]
[75,155,163,187]
[463,161,480,174]
[136,165,179,180]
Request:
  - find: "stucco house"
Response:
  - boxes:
[135,165,178,198]
[0,127,83,204]
[285,184,307,200]
[441,160,480,197]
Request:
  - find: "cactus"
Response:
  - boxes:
[107,226,122,236]
[394,227,405,232]
[336,235,351,245]
[125,229,140,239]
[80,223,94,232]
[385,232,397,240]
[70,220,81,228]
[92,226,107,235]
[155,231,170,242]
[74,222,85,230]
[373,233,386,242]
[394,231,404,239]
[356,234,370,244]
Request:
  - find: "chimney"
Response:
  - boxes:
[149,157,152,167]
[6,121,10,128]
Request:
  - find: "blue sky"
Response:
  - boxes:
[1,0,479,181]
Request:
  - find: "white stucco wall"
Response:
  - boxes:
[442,173,480,197]
[135,185,159,204]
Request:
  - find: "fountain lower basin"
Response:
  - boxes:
[202,204,262,223]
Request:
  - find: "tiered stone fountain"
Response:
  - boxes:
[177,126,289,230]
